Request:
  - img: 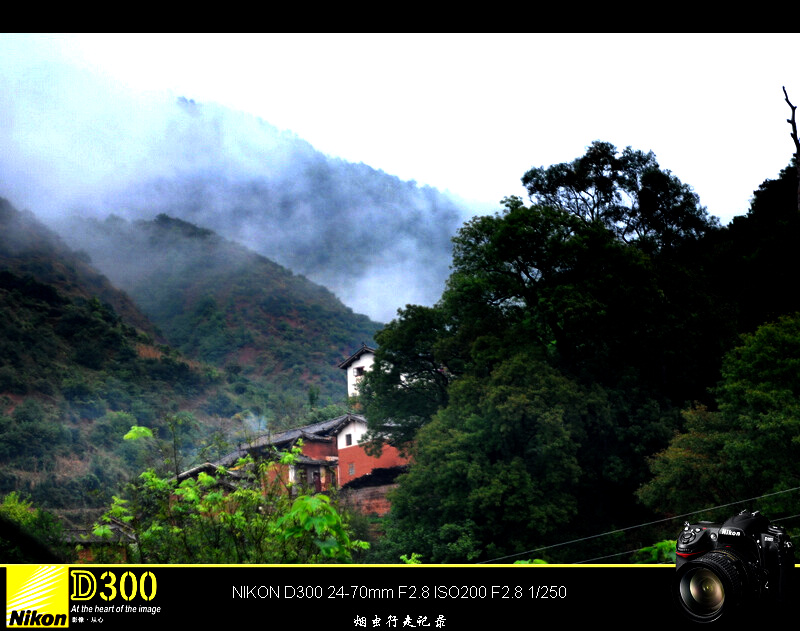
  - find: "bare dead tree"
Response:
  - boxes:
[783,86,800,212]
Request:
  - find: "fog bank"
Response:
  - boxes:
[0,42,472,322]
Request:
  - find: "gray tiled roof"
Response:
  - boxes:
[205,413,366,469]
[337,344,376,369]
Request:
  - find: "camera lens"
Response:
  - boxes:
[680,568,725,615]
[675,549,748,622]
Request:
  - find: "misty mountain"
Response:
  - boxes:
[107,99,467,322]
[0,197,156,336]
[1,56,471,322]
[1,196,382,518]
[0,198,236,515]
[63,212,383,402]
[98,98,469,323]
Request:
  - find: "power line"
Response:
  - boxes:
[571,512,800,565]
[480,485,800,564]
[773,512,800,524]
[574,548,645,564]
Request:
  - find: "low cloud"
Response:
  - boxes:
[0,44,471,322]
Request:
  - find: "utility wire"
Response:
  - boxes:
[480,485,800,564]
[773,512,800,524]
[573,548,645,564]
[572,512,800,564]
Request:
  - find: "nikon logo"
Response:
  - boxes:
[8,610,67,627]
[720,528,742,536]
[5,566,68,628]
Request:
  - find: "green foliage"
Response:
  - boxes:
[0,492,67,562]
[89,448,367,564]
[521,140,718,248]
[301,402,352,426]
[639,315,800,518]
[91,412,138,448]
[364,177,713,562]
[720,161,800,332]
[637,405,735,515]
[120,413,200,478]
[204,391,241,417]
[278,493,368,562]
[382,351,590,563]
[123,425,154,441]
[631,539,676,564]
[359,304,453,454]
[443,195,721,400]
[0,399,68,461]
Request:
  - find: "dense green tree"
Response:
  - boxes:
[364,146,731,562]
[634,160,800,524]
[381,351,585,562]
[715,160,800,333]
[638,314,800,519]
[446,198,663,379]
[521,140,718,248]
[359,304,455,453]
[443,193,723,400]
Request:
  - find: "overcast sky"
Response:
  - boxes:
[3,33,798,226]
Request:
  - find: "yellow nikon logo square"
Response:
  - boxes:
[5,566,68,627]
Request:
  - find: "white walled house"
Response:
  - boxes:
[336,415,368,451]
[337,344,376,398]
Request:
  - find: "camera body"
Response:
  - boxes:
[674,510,793,622]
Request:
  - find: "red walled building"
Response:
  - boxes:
[334,415,408,486]
[178,345,410,514]
[191,413,409,494]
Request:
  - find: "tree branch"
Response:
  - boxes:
[784,86,800,149]
[783,86,800,212]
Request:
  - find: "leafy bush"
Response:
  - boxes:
[90,448,367,564]
[0,492,67,562]
[632,540,676,564]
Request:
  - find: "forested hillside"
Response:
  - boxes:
[63,213,382,408]
[360,145,800,563]
[0,199,373,528]
[0,198,156,335]
[1,199,199,520]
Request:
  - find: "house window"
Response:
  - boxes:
[354,366,365,377]
[348,463,355,476]
[345,433,352,446]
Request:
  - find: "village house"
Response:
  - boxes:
[177,344,409,515]
[71,345,408,559]
[337,343,376,398]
